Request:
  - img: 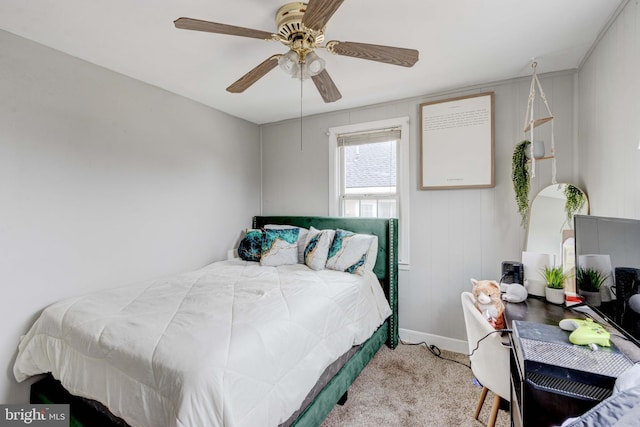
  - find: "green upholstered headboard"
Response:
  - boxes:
[253,216,399,348]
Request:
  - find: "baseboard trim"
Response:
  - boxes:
[399,328,468,355]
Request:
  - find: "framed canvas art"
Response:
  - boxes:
[420,92,494,189]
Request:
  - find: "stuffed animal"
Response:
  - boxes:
[470,278,506,329]
[501,282,528,303]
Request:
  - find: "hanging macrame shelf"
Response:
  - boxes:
[526,155,554,163]
[523,116,554,133]
[523,61,557,182]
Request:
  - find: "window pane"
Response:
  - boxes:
[378,199,397,218]
[343,199,360,217]
[360,200,377,217]
[342,198,398,218]
[344,140,396,194]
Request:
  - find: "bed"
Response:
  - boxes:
[16,215,398,427]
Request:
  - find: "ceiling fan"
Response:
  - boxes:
[174,0,419,103]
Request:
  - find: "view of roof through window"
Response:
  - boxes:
[344,140,396,194]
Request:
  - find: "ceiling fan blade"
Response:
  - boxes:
[311,69,342,103]
[174,17,276,40]
[327,41,419,67]
[302,0,345,31]
[226,55,280,93]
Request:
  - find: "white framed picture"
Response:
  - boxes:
[420,92,494,189]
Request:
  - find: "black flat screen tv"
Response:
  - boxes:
[574,214,640,344]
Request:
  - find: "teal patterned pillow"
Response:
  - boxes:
[260,228,300,266]
[264,224,308,263]
[303,227,336,270]
[237,229,264,262]
[326,229,376,275]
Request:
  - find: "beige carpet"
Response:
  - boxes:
[321,343,510,427]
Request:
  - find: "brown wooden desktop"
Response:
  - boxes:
[504,296,640,427]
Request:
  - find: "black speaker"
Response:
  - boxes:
[502,261,524,284]
[614,267,640,327]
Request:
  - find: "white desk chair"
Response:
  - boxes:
[461,291,511,427]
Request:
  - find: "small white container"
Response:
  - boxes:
[525,141,545,159]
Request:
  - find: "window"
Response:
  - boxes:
[339,129,399,218]
[329,117,410,265]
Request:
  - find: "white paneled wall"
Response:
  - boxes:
[261,71,577,347]
[578,0,640,219]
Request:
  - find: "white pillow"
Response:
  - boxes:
[260,228,300,266]
[303,227,336,270]
[265,224,309,263]
[364,236,379,273]
[326,229,377,275]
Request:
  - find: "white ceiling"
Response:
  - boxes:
[0,0,624,124]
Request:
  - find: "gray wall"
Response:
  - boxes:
[0,30,261,403]
[261,71,578,350]
[578,0,640,219]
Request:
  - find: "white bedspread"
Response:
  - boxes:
[14,260,391,427]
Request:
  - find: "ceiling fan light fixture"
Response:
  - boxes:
[278,49,325,80]
[305,51,325,76]
[278,50,300,76]
[292,64,310,80]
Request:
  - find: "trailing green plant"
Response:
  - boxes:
[512,140,531,227]
[541,265,568,289]
[564,184,586,228]
[576,267,608,292]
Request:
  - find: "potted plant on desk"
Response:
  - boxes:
[576,267,608,307]
[542,266,568,304]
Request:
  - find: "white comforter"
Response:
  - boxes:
[14,260,391,427]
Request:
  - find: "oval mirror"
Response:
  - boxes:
[525,183,589,295]
[526,183,589,259]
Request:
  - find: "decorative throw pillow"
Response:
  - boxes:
[265,224,309,263]
[303,227,336,270]
[363,236,379,273]
[237,229,264,262]
[326,229,376,275]
[260,228,300,266]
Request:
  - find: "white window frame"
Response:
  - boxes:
[329,117,410,265]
